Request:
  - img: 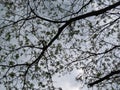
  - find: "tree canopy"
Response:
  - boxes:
[0,0,120,90]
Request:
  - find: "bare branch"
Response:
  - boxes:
[0,16,36,29]
[30,6,67,23]
[69,1,120,22]
[0,63,29,68]
[87,45,120,55]
[59,0,93,19]
[88,70,120,87]
[12,45,43,51]
[76,0,93,14]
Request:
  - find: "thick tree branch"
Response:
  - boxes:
[59,0,93,19]
[69,1,120,22]
[88,70,120,87]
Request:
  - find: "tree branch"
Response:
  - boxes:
[87,45,120,56]
[30,6,67,23]
[69,1,120,22]
[12,45,43,51]
[0,63,29,68]
[88,70,120,87]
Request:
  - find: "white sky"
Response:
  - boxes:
[53,69,86,90]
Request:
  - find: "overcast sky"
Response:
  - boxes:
[53,69,88,90]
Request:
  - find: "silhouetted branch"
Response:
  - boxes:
[29,6,67,23]
[0,16,36,29]
[0,63,29,68]
[88,70,120,87]
[13,45,43,51]
[59,0,93,19]
[69,1,120,22]
[76,0,93,14]
[87,45,120,55]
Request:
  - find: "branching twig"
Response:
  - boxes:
[29,6,67,23]
[12,45,43,51]
[0,63,29,68]
[87,45,120,55]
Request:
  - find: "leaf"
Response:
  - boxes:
[9,61,15,65]
[38,82,45,87]
[57,5,63,13]
[56,61,60,66]
[97,72,101,78]
[15,54,19,59]
[0,46,2,51]
[46,31,51,35]
[92,34,98,39]
[5,32,11,41]
[9,72,16,78]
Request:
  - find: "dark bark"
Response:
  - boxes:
[88,70,120,87]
